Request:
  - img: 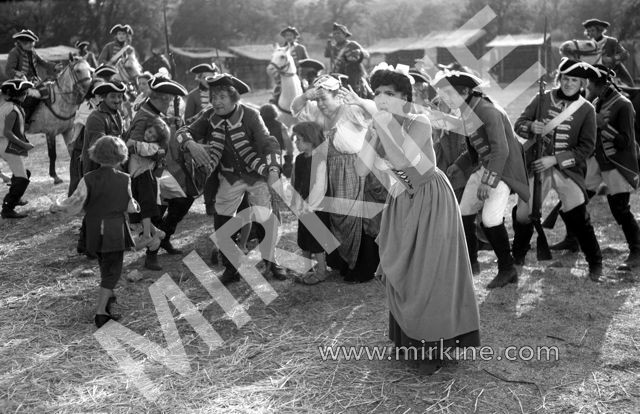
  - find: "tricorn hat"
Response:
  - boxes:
[409,69,431,84]
[94,64,118,79]
[12,29,38,42]
[1,79,34,95]
[190,63,220,74]
[280,26,300,37]
[206,73,250,94]
[332,22,352,37]
[298,58,325,72]
[588,63,616,81]
[582,19,610,29]
[557,57,598,79]
[110,24,134,36]
[92,81,126,96]
[148,76,187,96]
[432,70,483,89]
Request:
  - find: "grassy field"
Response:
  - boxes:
[0,87,639,413]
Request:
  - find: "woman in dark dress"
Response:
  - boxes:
[355,67,480,372]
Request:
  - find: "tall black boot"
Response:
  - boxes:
[619,215,640,270]
[159,197,194,255]
[214,213,240,284]
[607,193,640,270]
[563,203,603,281]
[549,210,580,252]
[483,223,518,289]
[462,215,480,275]
[1,176,29,219]
[144,249,162,271]
[203,173,219,216]
[511,206,533,266]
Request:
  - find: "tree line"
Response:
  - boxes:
[0,0,638,59]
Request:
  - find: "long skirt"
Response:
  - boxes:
[377,169,480,358]
[326,144,386,279]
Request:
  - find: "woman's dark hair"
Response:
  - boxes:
[369,69,413,102]
[292,121,325,149]
[260,103,279,120]
[146,118,170,148]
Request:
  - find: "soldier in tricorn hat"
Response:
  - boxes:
[582,18,634,86]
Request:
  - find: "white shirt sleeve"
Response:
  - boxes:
[50,178,88,215]
[307,159,327,211]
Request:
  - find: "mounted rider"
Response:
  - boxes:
[98,24,137,66]
[75,40,98,68]
[5,29,63,122]
[141,43,172,76]
[298,58,325,91]
[269,26,308,105]
[583,18,634,86]
[324,22,371,98]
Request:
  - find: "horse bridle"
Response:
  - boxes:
[267,59,295,77]
[45,60,91,120]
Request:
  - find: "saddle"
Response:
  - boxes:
[22,81,55,125]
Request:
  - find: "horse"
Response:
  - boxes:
[27,56,92,184]
[560,39,635,87]
[266,46,303,128]
[112,47,142,130]
[112,46,142,84]
[559,39,601,65]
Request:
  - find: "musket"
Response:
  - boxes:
[163,0,181,129]
[542,200,562,229]
[531,17,552,261]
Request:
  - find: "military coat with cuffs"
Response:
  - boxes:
[515,89,597,197]
[453,93,530,202]
[176,103,282,185]
[592,84,639,188]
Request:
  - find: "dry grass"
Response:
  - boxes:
[0,88,639,413]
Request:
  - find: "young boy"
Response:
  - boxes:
[51,135,140,328]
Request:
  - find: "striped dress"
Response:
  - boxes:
[293,101,387,279]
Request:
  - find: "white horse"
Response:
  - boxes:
[27,56,92,184]
[266,46,303,127]
[559,39,601,65]
[112,47,142,130]
[559,39,635,87]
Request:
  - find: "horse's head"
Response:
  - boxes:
[114,48,142,83]
[560,39,599,61]
[58,56,93,100]
[267,46,296,78]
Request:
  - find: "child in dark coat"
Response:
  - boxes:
[51,135,140,328]
[291,122,330,284]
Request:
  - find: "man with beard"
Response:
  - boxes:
[78,81,126,257]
